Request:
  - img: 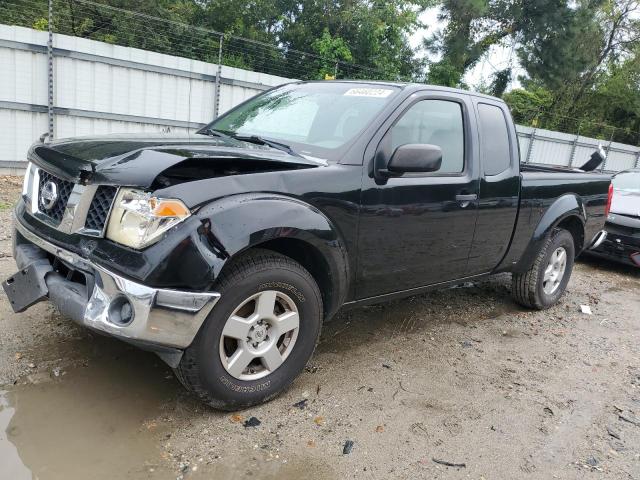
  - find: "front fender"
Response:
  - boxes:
[196,193,350,317]
[514,194,586,273]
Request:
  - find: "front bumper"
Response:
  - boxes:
[6,216,221,355]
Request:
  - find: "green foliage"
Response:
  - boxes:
[503,87,554,125]
[425,0,503,86]
[514,0,602,90]
[569,52,640,143]
[427,62,464,88]
[32,17,48,31]
[312,29,353,79]
[428,0,640,143]
[489,68,511,97]
[275,0,434,80]
[0,0,436,81]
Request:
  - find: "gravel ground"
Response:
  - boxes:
[0,177,639,479]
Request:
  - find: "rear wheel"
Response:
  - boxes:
[175,249,322,410]
[511,228,575,309]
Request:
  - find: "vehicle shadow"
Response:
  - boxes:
[578,253,640,278]
[318,273,524,355]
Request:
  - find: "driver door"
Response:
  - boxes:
[355,92,480,299]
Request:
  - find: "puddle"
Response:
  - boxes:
[185,458,337,480]
[0,335,337,480]
[0,391,30,480]
[0,340,179,479]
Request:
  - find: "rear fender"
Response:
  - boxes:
[513,194,586,273]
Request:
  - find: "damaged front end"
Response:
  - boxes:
[27,134,323,189]
[4,136,326,365]
[5,220,220,367]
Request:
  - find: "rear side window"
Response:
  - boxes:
[478,103,511,176]
[390,100,464,173]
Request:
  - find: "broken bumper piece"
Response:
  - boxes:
[3,216,221,364]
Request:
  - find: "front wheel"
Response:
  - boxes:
[511,228,575,309]
[175,250,323,410]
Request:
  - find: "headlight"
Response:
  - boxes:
[106,188,191,249]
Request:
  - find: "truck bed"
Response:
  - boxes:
[497,168,611,271]
[521,163,609,175]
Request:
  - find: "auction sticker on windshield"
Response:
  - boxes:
[344,88,394,98]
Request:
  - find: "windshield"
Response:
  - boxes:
[205,82,400,160]
[613,171,640,192]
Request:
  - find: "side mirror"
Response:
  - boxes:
[384,144,442,176]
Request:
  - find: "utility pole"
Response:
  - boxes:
[213,34,223,119]
[47,0,54,140]
[568,123,581,167]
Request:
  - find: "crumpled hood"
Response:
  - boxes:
[28,133,323,188]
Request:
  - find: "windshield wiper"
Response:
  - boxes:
[198,128,305,159]
[231,134,305,159]
[198,127,235,141]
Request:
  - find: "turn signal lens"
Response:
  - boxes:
[150,199,190,217]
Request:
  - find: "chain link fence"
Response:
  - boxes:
[1,0,387,82]
[511,107,639,171]
[3,0,639,141]
[1,0,638,173]
[511,107,640,148]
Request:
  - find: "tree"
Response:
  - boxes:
[423,0,639,143]
[565,0,640,111]
[425,0,604,89]
[275,0,434,80]
[502,87,554,124]
[1,0,436,80]
[312,28,353,79]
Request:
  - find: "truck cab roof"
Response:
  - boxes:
[294,79,507,103]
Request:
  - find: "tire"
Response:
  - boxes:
[511,228,575,310]
[175,249,323,410]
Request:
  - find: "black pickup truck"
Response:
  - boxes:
[3,81,611,409]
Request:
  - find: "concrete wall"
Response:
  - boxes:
[0,24,290,173]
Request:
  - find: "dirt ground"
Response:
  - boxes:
[1,177,639,480]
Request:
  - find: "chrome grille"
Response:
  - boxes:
[37,170,74,224]
[85,186,118,232]
[23,161,113,237]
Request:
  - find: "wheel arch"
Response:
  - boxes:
[197,193,350,320]
[514,194,586,273]
[556,215,585,254]
[240,237,340,321]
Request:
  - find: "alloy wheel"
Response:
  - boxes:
[219,290,300,380]
[542,247,567,295]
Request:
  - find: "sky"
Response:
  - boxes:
[410,7,525,90]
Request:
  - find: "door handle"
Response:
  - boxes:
[455,193,477,208]
[455,194,478,201]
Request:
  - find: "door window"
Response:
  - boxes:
[478,103,511,175]
[390,100,464,173]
